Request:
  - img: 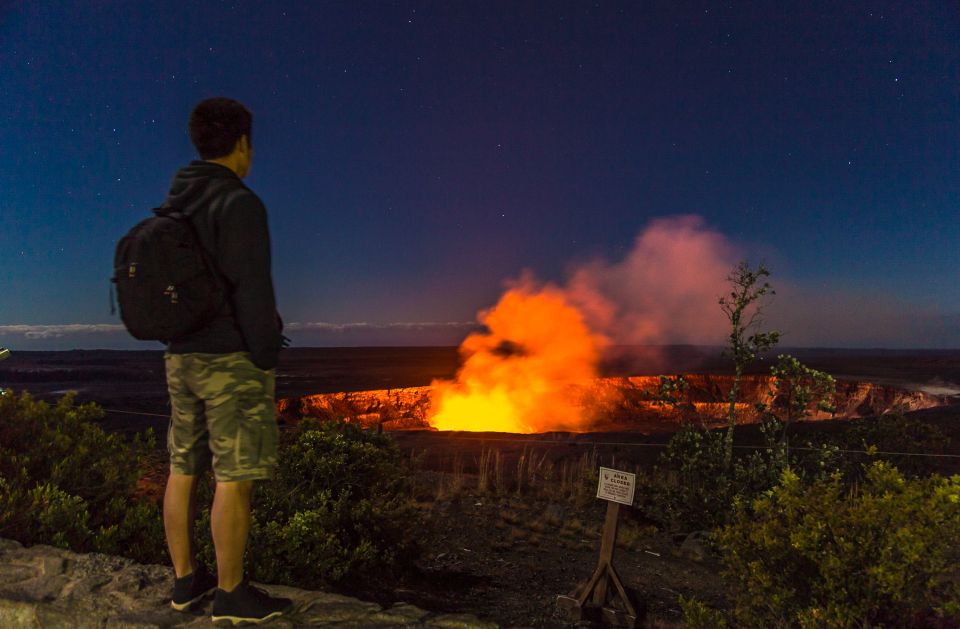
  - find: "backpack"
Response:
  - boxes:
[112,209,228,342]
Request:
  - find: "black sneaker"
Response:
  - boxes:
[170,563,217,611]
[211,580,294,625]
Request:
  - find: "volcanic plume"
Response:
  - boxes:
[428,280,607,433]
[427,215,741,433]
[565,215,737,346]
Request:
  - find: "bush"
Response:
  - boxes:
[715,462,960,627]
[641,424,734,529]
[680,594,729,628]
[843,413,951,478]
[641,422,787,531]
[196,419,422,589]
[0,390,165,563]
[0,391,422,589]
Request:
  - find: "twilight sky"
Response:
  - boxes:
[1,1,958,350]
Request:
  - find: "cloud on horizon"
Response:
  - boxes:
[3,305,958,351]
[0,321,478,350]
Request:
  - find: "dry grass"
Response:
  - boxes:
[466,445,643,506]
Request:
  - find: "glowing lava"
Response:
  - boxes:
[428,281,607,433]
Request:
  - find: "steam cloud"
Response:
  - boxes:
[426,215,741,432]
[565,215,737,345]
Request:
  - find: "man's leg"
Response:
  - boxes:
[164,352,209,581]
[205,353,290,620]
[211,479,254,592]
[163,473,200,578]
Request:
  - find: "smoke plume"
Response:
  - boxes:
[428,215,739,432]
[566,215,737,345]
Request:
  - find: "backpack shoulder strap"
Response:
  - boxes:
[161,208,234,313]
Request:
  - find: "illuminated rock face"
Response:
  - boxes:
[277,387,433,430]
[277,375,949,434]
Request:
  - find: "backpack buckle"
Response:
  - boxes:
[164,284,179,304]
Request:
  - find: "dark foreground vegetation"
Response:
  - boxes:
[1,388,958,627]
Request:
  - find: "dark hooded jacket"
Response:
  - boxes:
[156,161,282,370]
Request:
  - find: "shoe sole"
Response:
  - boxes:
[170,586,217,611]
[211,610,286,625]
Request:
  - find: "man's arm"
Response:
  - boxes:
[217,191,282,370]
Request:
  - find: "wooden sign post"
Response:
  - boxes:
[557,467,639,627]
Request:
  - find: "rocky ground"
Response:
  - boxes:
[0,537,496,628]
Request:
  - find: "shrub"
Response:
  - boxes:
[641,422,787,531]
[196,419,422,589]
[0,391,422,587]
[843,413,951,478]
[0,390,165,563]
[680,594,729,628]
[715,462,960,627]
[641,424,734,530]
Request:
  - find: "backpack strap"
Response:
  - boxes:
[161,207,233,315]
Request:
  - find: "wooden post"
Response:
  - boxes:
[557,469,640,627]
[592,501,620,605]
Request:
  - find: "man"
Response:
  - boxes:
[161,97,291,623]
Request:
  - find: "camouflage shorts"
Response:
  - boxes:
[164,352,278,482]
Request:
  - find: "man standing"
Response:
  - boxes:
[161,97,291,623]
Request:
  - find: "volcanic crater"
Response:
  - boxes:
[278,374,950,434]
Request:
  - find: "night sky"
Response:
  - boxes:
[2,2,958,349]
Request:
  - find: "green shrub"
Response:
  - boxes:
[641,422,787,531]
[0,390,165,563]
[196,419,422,589]
[843,413,951,478]
[0,391,421,587]
[715,462,960,627]
[641,424,734,529]
[680,594,729,628]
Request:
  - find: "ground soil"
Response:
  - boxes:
[394,481,728,628]
[372,409,960,628]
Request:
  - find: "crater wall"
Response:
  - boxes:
[277,375,951,433]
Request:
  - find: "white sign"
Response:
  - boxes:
[596,467,636,506]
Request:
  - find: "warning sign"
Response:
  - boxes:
[596,467,636,506]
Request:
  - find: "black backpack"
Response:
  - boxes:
[113,210,228,342]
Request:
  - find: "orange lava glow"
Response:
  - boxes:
[428,282,607,433]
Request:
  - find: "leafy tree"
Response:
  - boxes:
[769,354,836,426]
[719,261,781,467]
[757,354,836,473]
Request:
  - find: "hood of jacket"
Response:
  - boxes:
[155,161,245,217]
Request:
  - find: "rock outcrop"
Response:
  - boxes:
[0,538,496,628]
